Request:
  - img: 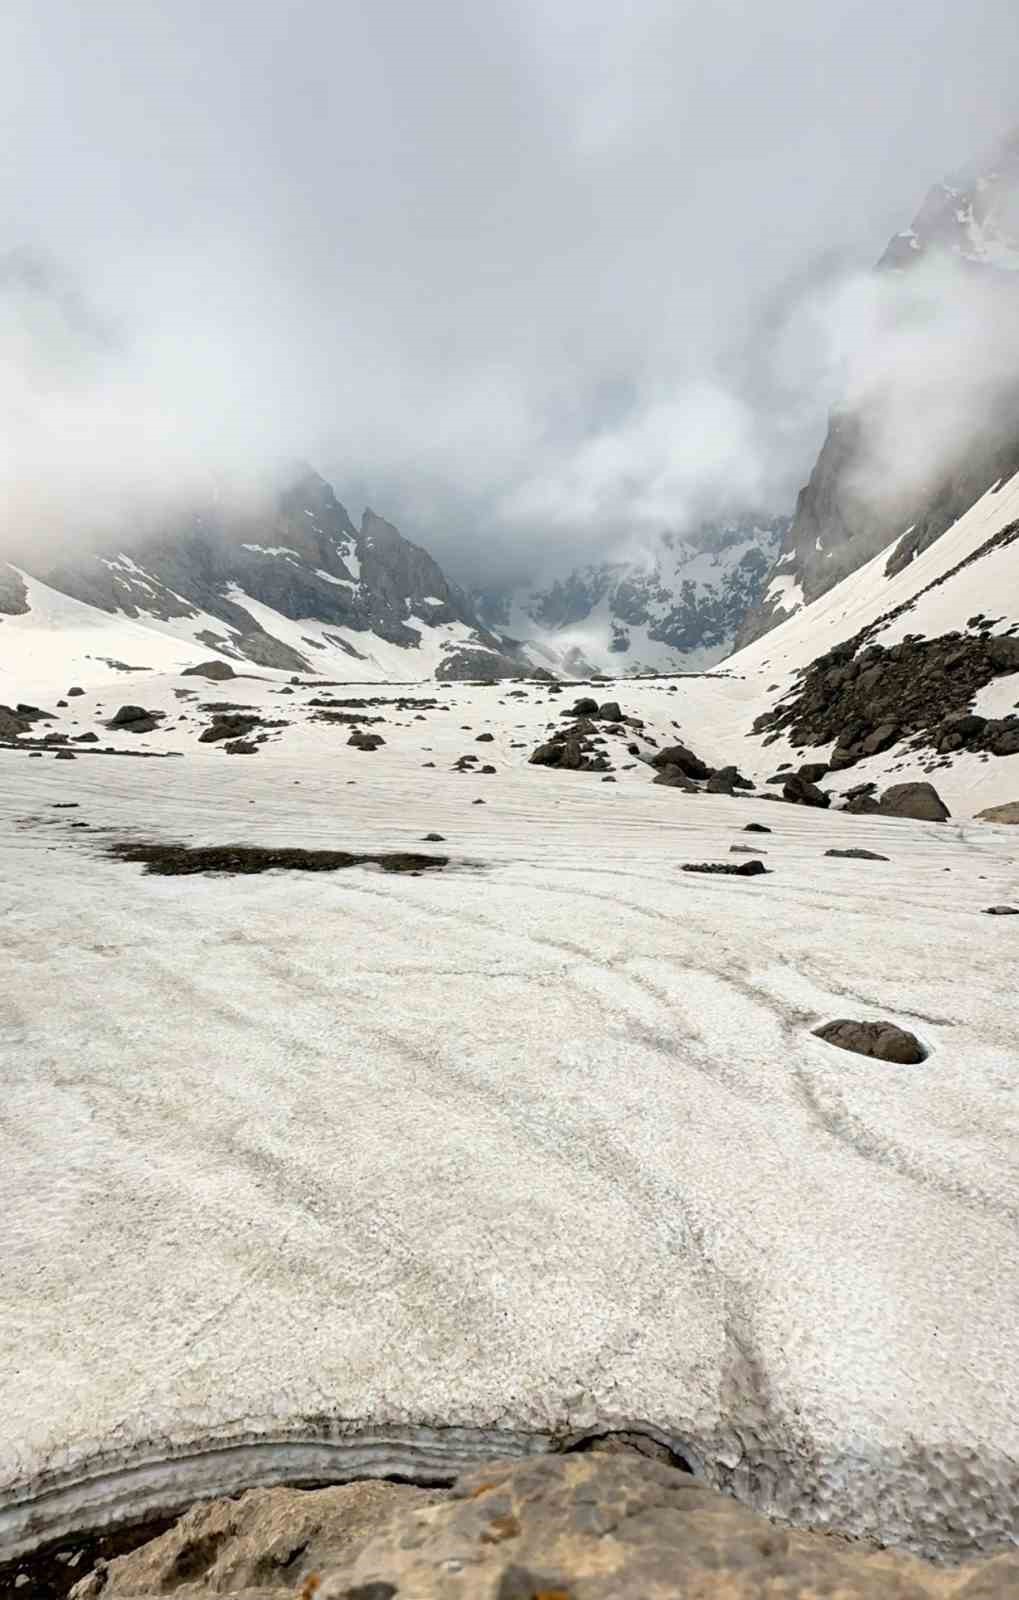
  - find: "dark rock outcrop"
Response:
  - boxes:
[753,625,1019,772]
[529,723,611,772]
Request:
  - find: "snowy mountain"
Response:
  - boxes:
[739,125,1019,650]
[1,468,531,684]
[475,518,786,677]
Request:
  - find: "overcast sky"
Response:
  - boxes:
[3,0,1019,583]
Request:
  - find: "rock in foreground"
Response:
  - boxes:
[71,1453,1019,1599]
[814,1018,927,1064]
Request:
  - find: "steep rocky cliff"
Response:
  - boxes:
[737,126,1019,649]
[14,468,528,680]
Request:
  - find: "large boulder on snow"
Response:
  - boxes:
[877,782,950,822]
[181,659,237,681]
[649,743,713,781]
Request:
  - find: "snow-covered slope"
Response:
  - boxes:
[477,519,785,677]
[3,654,1019,1565]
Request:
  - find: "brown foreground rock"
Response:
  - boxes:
[70,1454,1019,1599]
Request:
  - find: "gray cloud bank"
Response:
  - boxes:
[2,0,1019,585]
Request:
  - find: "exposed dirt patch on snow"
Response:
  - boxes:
[107,842,450,876]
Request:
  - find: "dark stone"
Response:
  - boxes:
[423,833,445,841]
[653,765,698,791]
[783,774,830,808]
[813,1019,926,1064]
[744,822,772,833]
[825,848,889,861]
[181,660,237,680]
[67,686,85,697]
[597,701,623,721]
[348,729,386,751]
[798,762,829,782]
[649,743,713,781]
[681,859,768,876]
[985,905,1019,915]
[706,765,755,794]
[476,732,495,742]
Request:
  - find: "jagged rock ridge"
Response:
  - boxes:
[477,517,787,677]
[10,469,529,680]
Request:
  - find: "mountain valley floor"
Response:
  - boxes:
[2,674,1018,1566]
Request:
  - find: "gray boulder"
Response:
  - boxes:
[877,782,950,821]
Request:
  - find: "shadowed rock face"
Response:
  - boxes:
[0,563,29,615]
[752,616,1019,773]
[29,469,520,677]
[66,1454,1019,1599]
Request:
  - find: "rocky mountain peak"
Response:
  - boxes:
[879,123,1019,273]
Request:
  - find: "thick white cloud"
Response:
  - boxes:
[1,0,1018,580]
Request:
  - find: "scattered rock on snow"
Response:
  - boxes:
[348,729,386,751]
[984,905,1019,915]
[650,743,714,781]
[813,1019,927,1063]
[108,843,448,876]
[108,705,162,733]
[744,822,772,834]
[181,660,237,680]
[682,860,768,877]
[783,773,830,808]
[653,766,699,791]
[825,848,890,861]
